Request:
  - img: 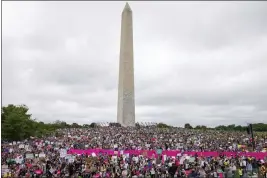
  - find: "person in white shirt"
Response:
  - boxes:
[122,169,128,178]
[151,168,156,178]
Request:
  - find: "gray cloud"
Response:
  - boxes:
[2,1,267,126]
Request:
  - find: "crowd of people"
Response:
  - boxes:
[1,126,267,177]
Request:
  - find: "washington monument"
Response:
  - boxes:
[117,2,135,127]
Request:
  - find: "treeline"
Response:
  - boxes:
[1,105,126,141]
[2,104,267,141]
[178,123,267,132]
[1,104,97,141]
[214,123,267,132]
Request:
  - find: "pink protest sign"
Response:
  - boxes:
[35,170,42,174]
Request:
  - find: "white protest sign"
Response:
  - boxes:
[15,156,23,164]
[112,156,117,163]
[163,155,167,162]
[60,149,67,158]
[19,144,25,149]
[65,154,72,160]
[49,168,55,174]
[26,154,34,159]
[39,153,46,158]
[135,156,139,163]
[68,157,74,163]
[2,165,8,169]
[125,153,130,158]
[180,157,186,164]
[122,155,126,161]
[1,168,9,176]
[189,157,195,163]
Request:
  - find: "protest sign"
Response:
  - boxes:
[19,144,25,149]
[67,156,74,163]
[2,165,8,169]
[60,149,67,158]
[189,157,195,163]
[26,154,34,159]
[142,150,148,156]
[49,168,55,174]
[1,168,9,176]
[15,155,23,164]
[39,153,46,158]
[9,148,13,153]
[157,149,163,155]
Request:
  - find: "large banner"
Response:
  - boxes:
[68,149,267,159]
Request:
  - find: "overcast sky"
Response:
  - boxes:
[2,1,267,127]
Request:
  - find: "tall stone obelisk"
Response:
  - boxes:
[117,2,135,127]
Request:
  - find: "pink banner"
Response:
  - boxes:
[67,149,267,159]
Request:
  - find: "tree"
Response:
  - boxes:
[157,123,171,128]
[83,124,90,128]
[252,123,267,132]
[52,120,70,129]
[89,123,97,128]
[135,122,140,128]
[109,123,121,127]
[194,125,207,130]
[184,123,193,129]
[1,104,61,141]
[2,104,36,141]
[71,123,81,128]
[214,123,267,132]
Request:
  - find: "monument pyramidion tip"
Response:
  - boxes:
[123,2,132,12]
